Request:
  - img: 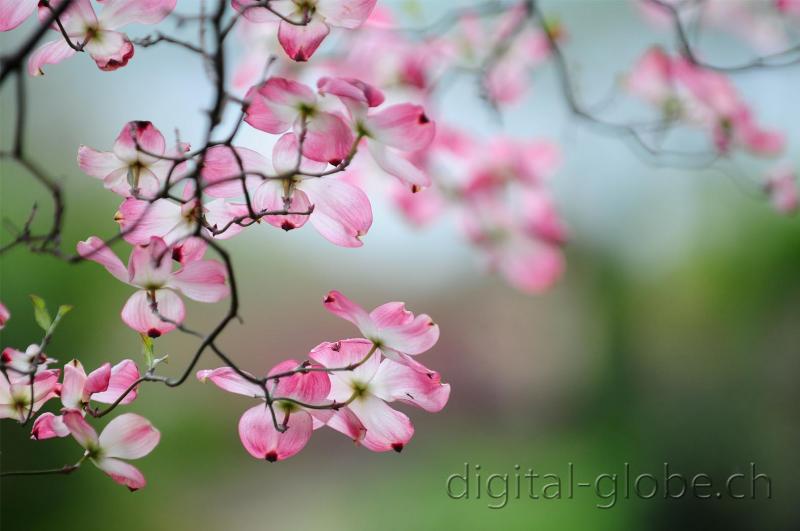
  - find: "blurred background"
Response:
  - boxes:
[2,1,800,529]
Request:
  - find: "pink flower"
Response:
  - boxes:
[28,0,177,76]
[765,164,799,215]
[1,345,53,375]
[244,77,355,164]
[62,410,160,490]
[233,0,376,61]
[197,360,362,461]
[0,0,36,31]
[78,121,189,199]
[318,77,436,189]
[0,301,8,329]
[202,138,373,247]
[322,291,440,372]
[0,367,60,423]
[77,236,229,337]
[32,359,141,440]
[310,339,450,452]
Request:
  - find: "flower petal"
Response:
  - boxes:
[371,359,450,412]
[77,237,129,283]
[63,409,99,450]
[298,111,355,165]
[28,38,77,76]
[277,16,330,61]
[98,413,160,459]
[98,0,176,29]
[367,141,430,188]
[244,77,315,133]
[315,0,376,29]
[364,103,435,152]
[348,394,413,452]
[268,359,330,404]
[299,176,372,247]
[196,367,264,398]
[91,360,141,405]
[238,404,313,461]
[0,0,37,31]
[167,259,230,303]
[321,291,375,334]
[120,289,185,337]
[61,360,88,410]
[31,412,70,440]
[94,457,146,491]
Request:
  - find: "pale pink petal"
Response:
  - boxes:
[0,0,36,31]
[271,132,328,175]
[127,237,173,288]
[61,360,88,410]
[378,314,439,356]
[0,301,8,329]
[298,176,372,247]
[83,30,135,71]
[500,241,565,294]
[120,289,185,337]
[238,404,313,461]
[367,141,431,188]
[268,359,330,404]
[77,236,129,283]
[98,0,176,29]
[167,259,229,303]
[98,413,160,459]
[277,16,330,62]
[371,359,450,412]
[369,302,413,328]
[85,363,112,397]
[78,146,126,182]
[63,409,99,449]
[171,236,207,264]
[310,408,366,442]
[94,457,146,490]
[348,394,413,452]
[112,121,166,163]
[315,0,376,28]
[201,145,267,198]
[203,199,250,239]
[364,104,435,152]
[626,47,674,104]
[91,360,140,405]
[244,77,315,133]
[308,339,380,391]
[28,39,77,76]
[118,197,192,246]
[299,112,355,165]
[233,0,293,23]
[196,367,264,397]
[251,180,312,231]
[321,291,375,334]
[31,412,70,440]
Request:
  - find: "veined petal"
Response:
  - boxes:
[321,291,375,335]
[238,404,313,461]
[277,15,330,61]
[94,457,146,491]
[268,359,330,404]
[118,197,192,246]
[371,359,450,412]
[99,0,176,29]
[91,360,140,405]
[85,30,134,71]
[299,176,372,247]
[244,77,315,133]
[63,409,99,450]
[201,145,267,198]
[378,314,439,356]
[308,339,380,393]
[363,103,435,152]
[98,413,160,459]
[112,121,166,163]
[0,0,37,31]
[367,141,431,188]
[78,146,126,182]
[310,408,365,442]
[28,39,77,76]
[61,359,89,410]
[316,0,376,29]
[127,237,173,288]
[77,237,129,283]
[196,367,264,398]
[85,363,112,399]
[348,394,413,453]
[272,133,328,175]
[167,259,229,303]
[251,180,312,231]
[298,111,354,165]
[120,289,185,337]
[31,412,70,440]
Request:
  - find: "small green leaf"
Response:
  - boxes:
[30,295,52,331]
[140,333,155,369]
[57,305,74,319]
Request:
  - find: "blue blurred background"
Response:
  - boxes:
[2,1,800,529]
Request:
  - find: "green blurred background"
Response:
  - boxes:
[2,1,800,529]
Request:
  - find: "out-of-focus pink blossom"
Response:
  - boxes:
[765,164,799,215]
[0,0,36,31]
[63,410,160,490]
[28,0,177,76]
[0,301,8,330]
[233,0,376,61]
[77,236,229,337]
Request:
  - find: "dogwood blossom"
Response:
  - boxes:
[28,0,177,76]
[310,338,449,452]
[63,410,160,490]
[31,358,141,440]
[233,0,376,61]
[0,367,60,422]
[77,236,229,337]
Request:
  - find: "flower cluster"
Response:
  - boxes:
[1,302,159,490]
[198,291,448,461]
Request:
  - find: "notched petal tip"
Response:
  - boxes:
[391,443,404,453]
[265,451,278,462]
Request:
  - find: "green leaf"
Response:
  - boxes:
[30,295,52,331]
[56,305,73,319]
[140,333,155,369]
